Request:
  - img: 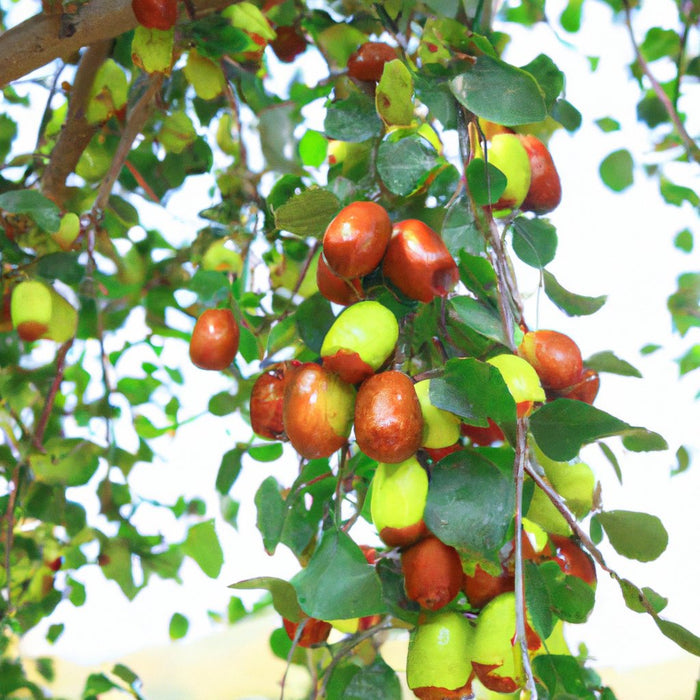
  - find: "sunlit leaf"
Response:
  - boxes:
[599,149,634,192]
[596,510,668,562]
[230,576,303,622]
[543,270,607,316]
[182,520,223,578]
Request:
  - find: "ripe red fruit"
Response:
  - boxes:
[462,565,515,610]
[518,329,583,391]
[402,536,463,611]
[549,534,597,585]
[316,254,364,306]
[189,308,239,371]
[460,419,505,446]
[250,362,296,440]
[423,442,463,463]
[282,362,355,459]
[382,219,459,303]
[322,201,392,279]
[131,0,178,30]
[413,682,475,700]
[354,370,424,463]
[518,134,562,214]
[270,25,307,63]
[282,616,332,647]
[347,41,398,82]
[556,368,600,405]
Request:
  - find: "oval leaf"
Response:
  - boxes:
[182,519,223,578]
[543,270,607,316]
[274,187,340,237]
[230,576,303,622]
[596,510,668,562]
[511,216,558,269]
[599,149,634,192]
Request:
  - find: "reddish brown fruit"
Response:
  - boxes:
[518,329,583,391]
[131,0,177,30]
[347,41,399,82]
[380,520,429,548]
[283,616,332,647]
[423,442,462,463]
[402,536,463,611]
[413,680,475,700]
[518,134,562,214]
[549,535,597,585]
[382,219,459,303]
[250,362,297,440]
[556,368,600,405]
[316,254,364,306]
[462,565,515,610]
[270,25,307,63]
[282,362,355,459]
[460,419,505,446]
[189,308,239,371]
[354,370,423,463]
[322,201,392,279]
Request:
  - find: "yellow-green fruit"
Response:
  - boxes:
[44,290,78,342]
[532,440,595,518]
[184,50,226,100]
[475,133,532,216]
[11,281,77,343]
[269,249,319,298]
[487,354,546,405]
[526,485,572,536]
[321,300,399,385]
[53,212,81,251]
[201,240,244,274]
[158,112,196,154]
[370,456,428,547]
[85,58,128,125]
[407,611,475,693]
[414,379,461,449]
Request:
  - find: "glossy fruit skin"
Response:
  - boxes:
[321,300,399,384]
[549,534,597,585]
[11,280,77,343]
[370,457,429,547]
[316,254,364,306]
[382,219,459,303]
[354,370,423,463]
[556,368,600,404]
[131,0,177,30]
[347,41,398,82]
[486,354,546,416]
[462,565,514,610]
[283,363,355,459]
[460,418,505,446]
[250,362,296,440]
[407,611,475,697]
[270,25,307,63]
[189,308,239,370]
[282,616,332,648]
[322,201,392,279]
[518,329,583,391]
[477,133,531,215]
[414,379,461,449]
[519,134,562,214]
[402,536,463,611]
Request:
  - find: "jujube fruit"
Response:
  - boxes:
[557,368,600,404]
[518,329,583,390]
[486,354,546,417]
[250,362,296,440]
[402,536,463,611]
[189,308,239,370]
[518,133,562,214]
[11,280,78,343]
[382,219,459,303]
[462,564,514,610]
[131,0,178,30]
[347,41,399,82]
[282,615,332,647]
[282,362,355,459]
[414,379,461,449]
[316,254,364,306]
[322,200,392,279]
[320,300,398,384]
[354,370,423,463]
[549,534,596,585]
[270,25,307,63]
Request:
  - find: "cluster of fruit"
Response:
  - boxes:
[183,196,602,696]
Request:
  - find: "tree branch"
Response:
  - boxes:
[0,0,238,88]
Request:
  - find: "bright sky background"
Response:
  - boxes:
[11,0,699,685]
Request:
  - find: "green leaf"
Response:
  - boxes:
[654,618,700,656]
[533,653,592,697]
[595,116,621,132]
[668,272,700,335]
[450,55,547,125]
[511,217,558,269]
[296,293,336,354]
[543,270,607,316]
[538,561,595,623]
[525,560,554,640]
[255,476,286,554]
[599,149,634,192]
[230,576,303,622]
[182,519,223,578]
[519,54,564,109]
[298,129,328,168]
[324,92,383,142]
[640,27,680,62]
[457,251,498,304]
[465,158,507,206]
[660,177,700,207]
[292,526,386,619]
[598,442,623,484]
[619,579,668,614]
[448,296,508,345]
[31,439,101,487]
[376,135,439,196]
[273,187,340,237]
[375,59,414,126]
[248,442,284,462]
[216,447,243,494]
[674,228,693,253]
[559,0,583,32]
[672,445,691,476]
[0,189,61,232]
[442,196,485,257]
[342,656,402,700]
[423,449,515,558]
[36,252,84,285]
[621,428,668,452]
[585,350,642,377]
[530,398,661,461]
[169,612,189,640]
[596,510,668,561]
[259,103,300,172]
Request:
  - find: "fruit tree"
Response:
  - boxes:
[0,0,698,697]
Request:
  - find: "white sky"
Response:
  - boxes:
[11,0,700,685]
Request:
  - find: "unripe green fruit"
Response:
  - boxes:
[11,280,77,343]
[487,354,545,411]
[201,240,244,274]
[370,456,428,547]
[321,301,398,384]
[184,49,226,100]
[53,212,81,251]
[406,611,475,695]
[414,379,461,448]
[525,485,572,536]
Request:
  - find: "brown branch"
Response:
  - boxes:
[622,0,700,164]
[40,40,112,205]
[0,0,237,88]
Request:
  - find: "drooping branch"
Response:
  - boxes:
[0,0,239,88]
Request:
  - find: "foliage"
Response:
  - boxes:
[0,0,698,698]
